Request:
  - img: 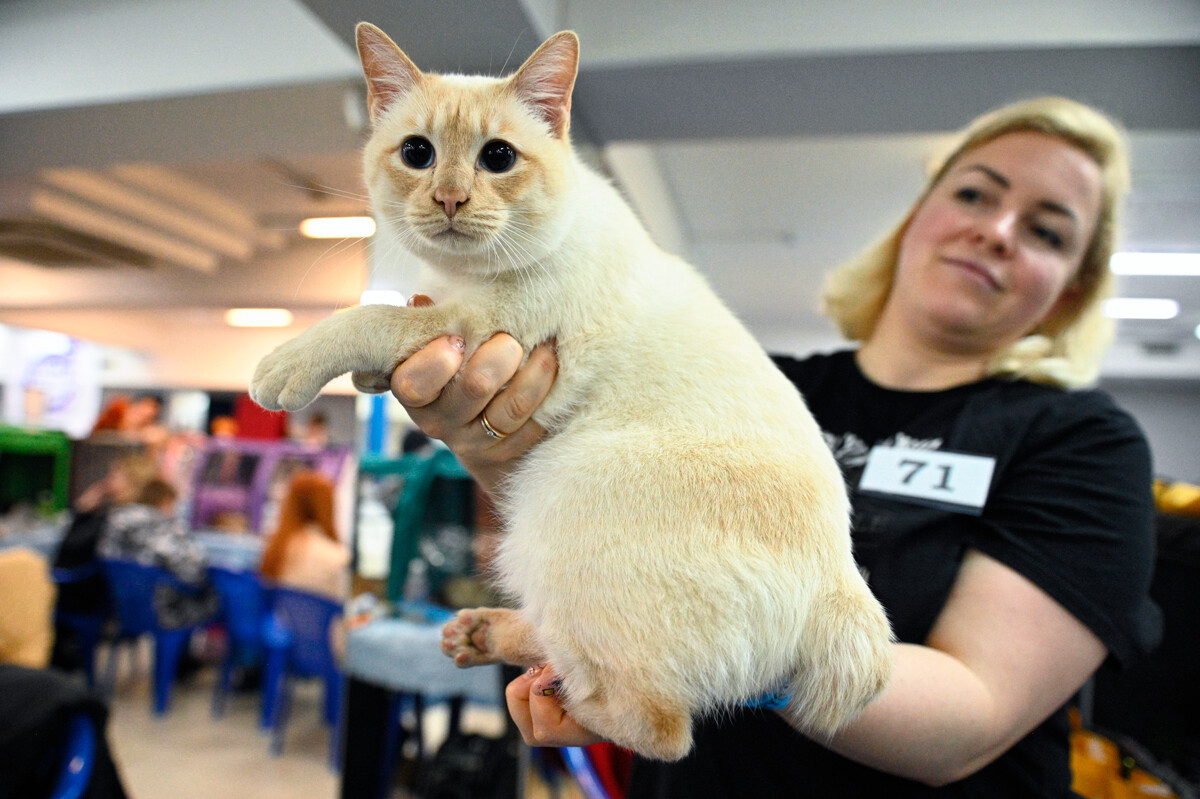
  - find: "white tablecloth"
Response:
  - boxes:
[343,617,504,706]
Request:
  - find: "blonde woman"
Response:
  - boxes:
[387,97,1159,797]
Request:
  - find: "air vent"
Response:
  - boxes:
[0,167,284,273]
[0,219,154,268]
[1139,341,1181,356]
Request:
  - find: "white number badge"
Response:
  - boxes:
[858,445,996,515]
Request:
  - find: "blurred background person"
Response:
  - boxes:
[0,547,56,668]
[97,478,215,631]
[259,470,349,602]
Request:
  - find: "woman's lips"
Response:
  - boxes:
[943,257,1002,291]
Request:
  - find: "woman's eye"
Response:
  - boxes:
[400,137,435,169]
[1031,224,1064,249]
[479,140,517,173]
[954,186,984,204]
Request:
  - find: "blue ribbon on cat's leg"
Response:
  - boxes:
[744,688,790,710]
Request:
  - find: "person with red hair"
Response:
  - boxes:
[259,470,349,601]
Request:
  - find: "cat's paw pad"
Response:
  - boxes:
[440,610,501,668]
[250,341,331,411]
[351,370,392,394]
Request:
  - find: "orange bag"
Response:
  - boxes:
[1069,708,1185,799]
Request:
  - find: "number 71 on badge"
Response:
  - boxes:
[858,446,997,514]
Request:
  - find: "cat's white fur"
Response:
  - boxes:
[251,23,893,760]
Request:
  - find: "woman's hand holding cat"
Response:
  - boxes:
[389,296,559,495]
[506,665,606,749]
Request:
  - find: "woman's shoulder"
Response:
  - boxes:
[986,380,1144,439]
[770,348,858,394]
[297,526,349,562]
[965,380,1151,480]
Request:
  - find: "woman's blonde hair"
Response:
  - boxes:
[821,96,1131,388]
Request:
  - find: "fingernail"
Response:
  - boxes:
[527,665,543,677]
[449,335,465,351]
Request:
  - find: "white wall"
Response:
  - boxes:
[1103,378,1200,484]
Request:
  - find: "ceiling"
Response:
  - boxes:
[1,0,1199,390]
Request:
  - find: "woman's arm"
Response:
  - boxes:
[390,331,558,495]
[507,549,1106,783]
[813,548,1106,785]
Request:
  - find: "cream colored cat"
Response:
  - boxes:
[251,22,892,760]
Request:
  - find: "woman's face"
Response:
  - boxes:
[890,131,1103,351]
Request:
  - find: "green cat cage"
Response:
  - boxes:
[0,425,72,514]
[356,448,475,602]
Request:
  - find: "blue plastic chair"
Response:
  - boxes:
[49,713,97,799]
[261,586,344,763]
[52,563,109,688]
[207,566,270,717]
[100,559,211,715]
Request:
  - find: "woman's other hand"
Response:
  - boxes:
[390,294,558,494]
[506,664,605,749]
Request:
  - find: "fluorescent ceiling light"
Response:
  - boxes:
[1102,298,1180,320]
[360,289,407,306]
[299,216,376,239]
[1110,252,1200,276]
[225,308,294,327]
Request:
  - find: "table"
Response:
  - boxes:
[192,530,263,572]
[0,521,66,559]
[339,615,508,799]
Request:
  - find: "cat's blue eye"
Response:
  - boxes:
[479,140,517,173]
[400,137,435,169]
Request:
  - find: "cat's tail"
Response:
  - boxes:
[781,572,894,740]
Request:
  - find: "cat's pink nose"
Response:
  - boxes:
[434,187,469,218]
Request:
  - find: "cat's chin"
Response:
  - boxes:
[410,235,521,277]
[419,228,493,258]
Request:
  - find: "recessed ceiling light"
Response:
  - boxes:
[224,308,294,327]
[1110,252,1200,276]
[1102,298,1180,320]
[298,216,376,239]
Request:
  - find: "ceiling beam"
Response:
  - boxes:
[574,44,1200,142]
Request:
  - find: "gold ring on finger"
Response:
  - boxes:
[480,413,509,440]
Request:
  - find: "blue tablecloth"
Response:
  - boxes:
[0,522,66,559]
[192,530,263,572]
[0,522,264,574]
[343,617,504,706]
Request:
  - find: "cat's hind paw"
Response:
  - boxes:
[441,609,503,668]
[440,607,544,668]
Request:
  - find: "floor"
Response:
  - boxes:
[102,641,583,799]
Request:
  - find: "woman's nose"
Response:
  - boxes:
[974,209,1018,254]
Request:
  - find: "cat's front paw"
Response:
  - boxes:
[351,369,393,394]
[250,337,337,411]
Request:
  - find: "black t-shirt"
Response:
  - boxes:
[629,349,1160,799]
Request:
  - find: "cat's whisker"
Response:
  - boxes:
[292,235,371,298]
[306,184,372,204]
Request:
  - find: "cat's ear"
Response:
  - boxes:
[356,22,423,123]
[510,31,579,138]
